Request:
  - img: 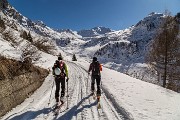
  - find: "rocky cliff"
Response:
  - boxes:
[0,56,49,117]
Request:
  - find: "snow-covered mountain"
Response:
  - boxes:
[1,0,180,120]
[0,0,170,83]
[0,0,87,62]
[77,26,112,37]
[73,12,166,84]
[1,0,82,47]
[97,13,165,62]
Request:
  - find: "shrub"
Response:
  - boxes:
[20,30,28,40]
[72,54,77,61]
[0,19,6,32]
[2,30,17,46]
[33,38,55,54]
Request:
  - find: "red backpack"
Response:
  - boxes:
[92,61,100,76]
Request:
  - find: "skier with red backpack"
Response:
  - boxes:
[88,57,102,100]
[52,56,69,108]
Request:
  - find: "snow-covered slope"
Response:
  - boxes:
[1,58,180,120]
[0,0,86,63]
[0,0,83,49]
[94,12,165,62]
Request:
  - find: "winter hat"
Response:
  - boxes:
[58,56,63,60]
[93,57,97,62]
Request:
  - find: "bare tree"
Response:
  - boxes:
[20,30,28,40]
[2,29,18,47]
[33,38,55,54]
[20,43,41,64]
[0,18,6,32]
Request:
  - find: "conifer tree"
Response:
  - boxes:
[0,19,6,31]
[72,54,77,61]
[58,53,63,60]
[147,15,180,90]
[27,31,33,42]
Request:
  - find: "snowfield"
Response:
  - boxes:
[1,57,180,120]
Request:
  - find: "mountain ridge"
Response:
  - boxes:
[77,26,113,37]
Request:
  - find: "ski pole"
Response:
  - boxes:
[101,80,103,94]
[48,79,54,106]
[86,74,90,95]
[66,79,69,109]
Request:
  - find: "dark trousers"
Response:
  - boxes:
[55,76,65,102]
[91,75,101,95]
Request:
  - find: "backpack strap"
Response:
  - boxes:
[59,61,64,71]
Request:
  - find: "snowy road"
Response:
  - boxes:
[1,61,131,120]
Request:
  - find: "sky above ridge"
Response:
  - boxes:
[8,0,180,31]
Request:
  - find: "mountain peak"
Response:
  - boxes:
[55,28,73,33]
[134,12,164,29]
[77,26,112,37]
[34,20,46,27]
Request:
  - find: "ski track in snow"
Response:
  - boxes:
[1,61,131,120]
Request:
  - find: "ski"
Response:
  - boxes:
[91,91,101,109]
[97,96,101,109]
[54,102,64,116]
[93,92,96,100]
[97,102,101,109]
[90,91,96,100]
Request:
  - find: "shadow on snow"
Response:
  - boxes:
[4,94,97,120]
[4,107,52,120]
[54,93,97,120]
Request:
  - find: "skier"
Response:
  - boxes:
[52,56,69,107]
[88,57,102,98]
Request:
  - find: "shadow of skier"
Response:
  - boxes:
[4,107,52,120]
[55,93,97,120]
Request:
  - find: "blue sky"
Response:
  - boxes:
[8,0,180,31]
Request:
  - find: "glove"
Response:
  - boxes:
[66,77,69,82]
